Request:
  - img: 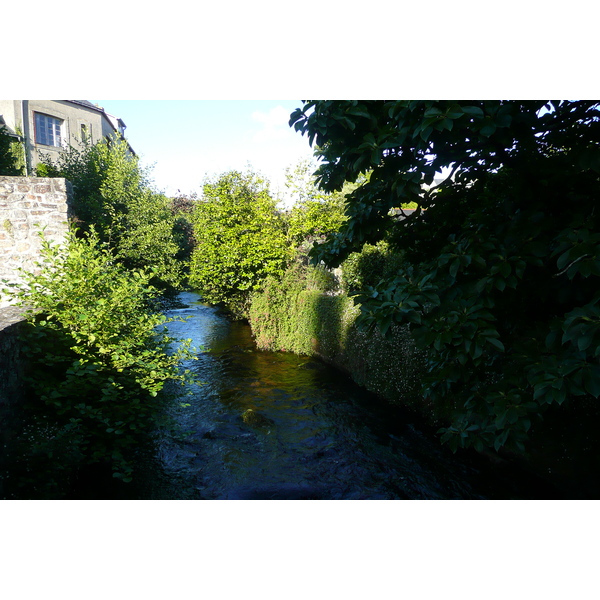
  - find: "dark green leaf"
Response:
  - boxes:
[486,337,505,352]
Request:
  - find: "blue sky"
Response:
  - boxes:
[92,100,315,202]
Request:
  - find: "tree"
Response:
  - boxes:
[284,158,348,248]
[170,192,197,264]
[36,135,185,294]
[290,100,600,453]
[2,230,196,482]
[189,169,289,316]
[113,189,184,292]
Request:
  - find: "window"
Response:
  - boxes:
[80,123,92,141]
[35,112,63,147]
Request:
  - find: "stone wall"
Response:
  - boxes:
[0,176,72,410]
[0,176,72,308]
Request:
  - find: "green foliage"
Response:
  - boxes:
[284,158,348,246]
[8,125,26,175]
[0,125,22,176]
[1,230,196,481]
[399,201,418,210]
[114,189,184,292]
[248,266,425,408]
[249,267,311,355]
[290,100,600,454]
[34,162,55,177]
[170,193,197,264]
[36,135,185,294]
[249,261,352,356]
[286,195,347,247]
[189,169,289,317]
[340,240,405,295]
[305,263,339,294]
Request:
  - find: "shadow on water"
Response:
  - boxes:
[139,292,564,500]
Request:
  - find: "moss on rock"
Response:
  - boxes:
[241,408,274,428]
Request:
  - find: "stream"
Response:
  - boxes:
[129,292,560,500]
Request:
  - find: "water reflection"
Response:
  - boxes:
[149,292,556,500]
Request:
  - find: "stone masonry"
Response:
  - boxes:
[0,176,72,308]
[0,176,73,409]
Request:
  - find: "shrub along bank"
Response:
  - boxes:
[248,263,436,422]
[1,230,196,494]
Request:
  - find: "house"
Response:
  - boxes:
[0,100,134,175]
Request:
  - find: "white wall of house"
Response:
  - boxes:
[0,100,131,174]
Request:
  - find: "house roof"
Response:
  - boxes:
[64,100,128,133]
[67,100,104,112]
[64,100,136,156]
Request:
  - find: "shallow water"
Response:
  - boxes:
[137,292,560,500]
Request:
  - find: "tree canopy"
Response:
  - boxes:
[284,158,348,248]
[36,135,184,294]
[188,169,289,316]
[290,100,600,453]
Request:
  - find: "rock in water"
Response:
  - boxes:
[241,408,274,428]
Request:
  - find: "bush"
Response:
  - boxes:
[114,189,185,294]
[0,126,22,176]
[189,169,289,317]
[306,264,339,293]
[283,158,348,247]
[36,135,185,295]
[249,266,426,411]
[170,193,197,265]
[1,230,196,481]
[341,240,405,295]
[249,264,309,354]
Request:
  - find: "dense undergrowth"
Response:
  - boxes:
[1,231,197,493]
[2,132,198,495]
[248,250,430,419]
